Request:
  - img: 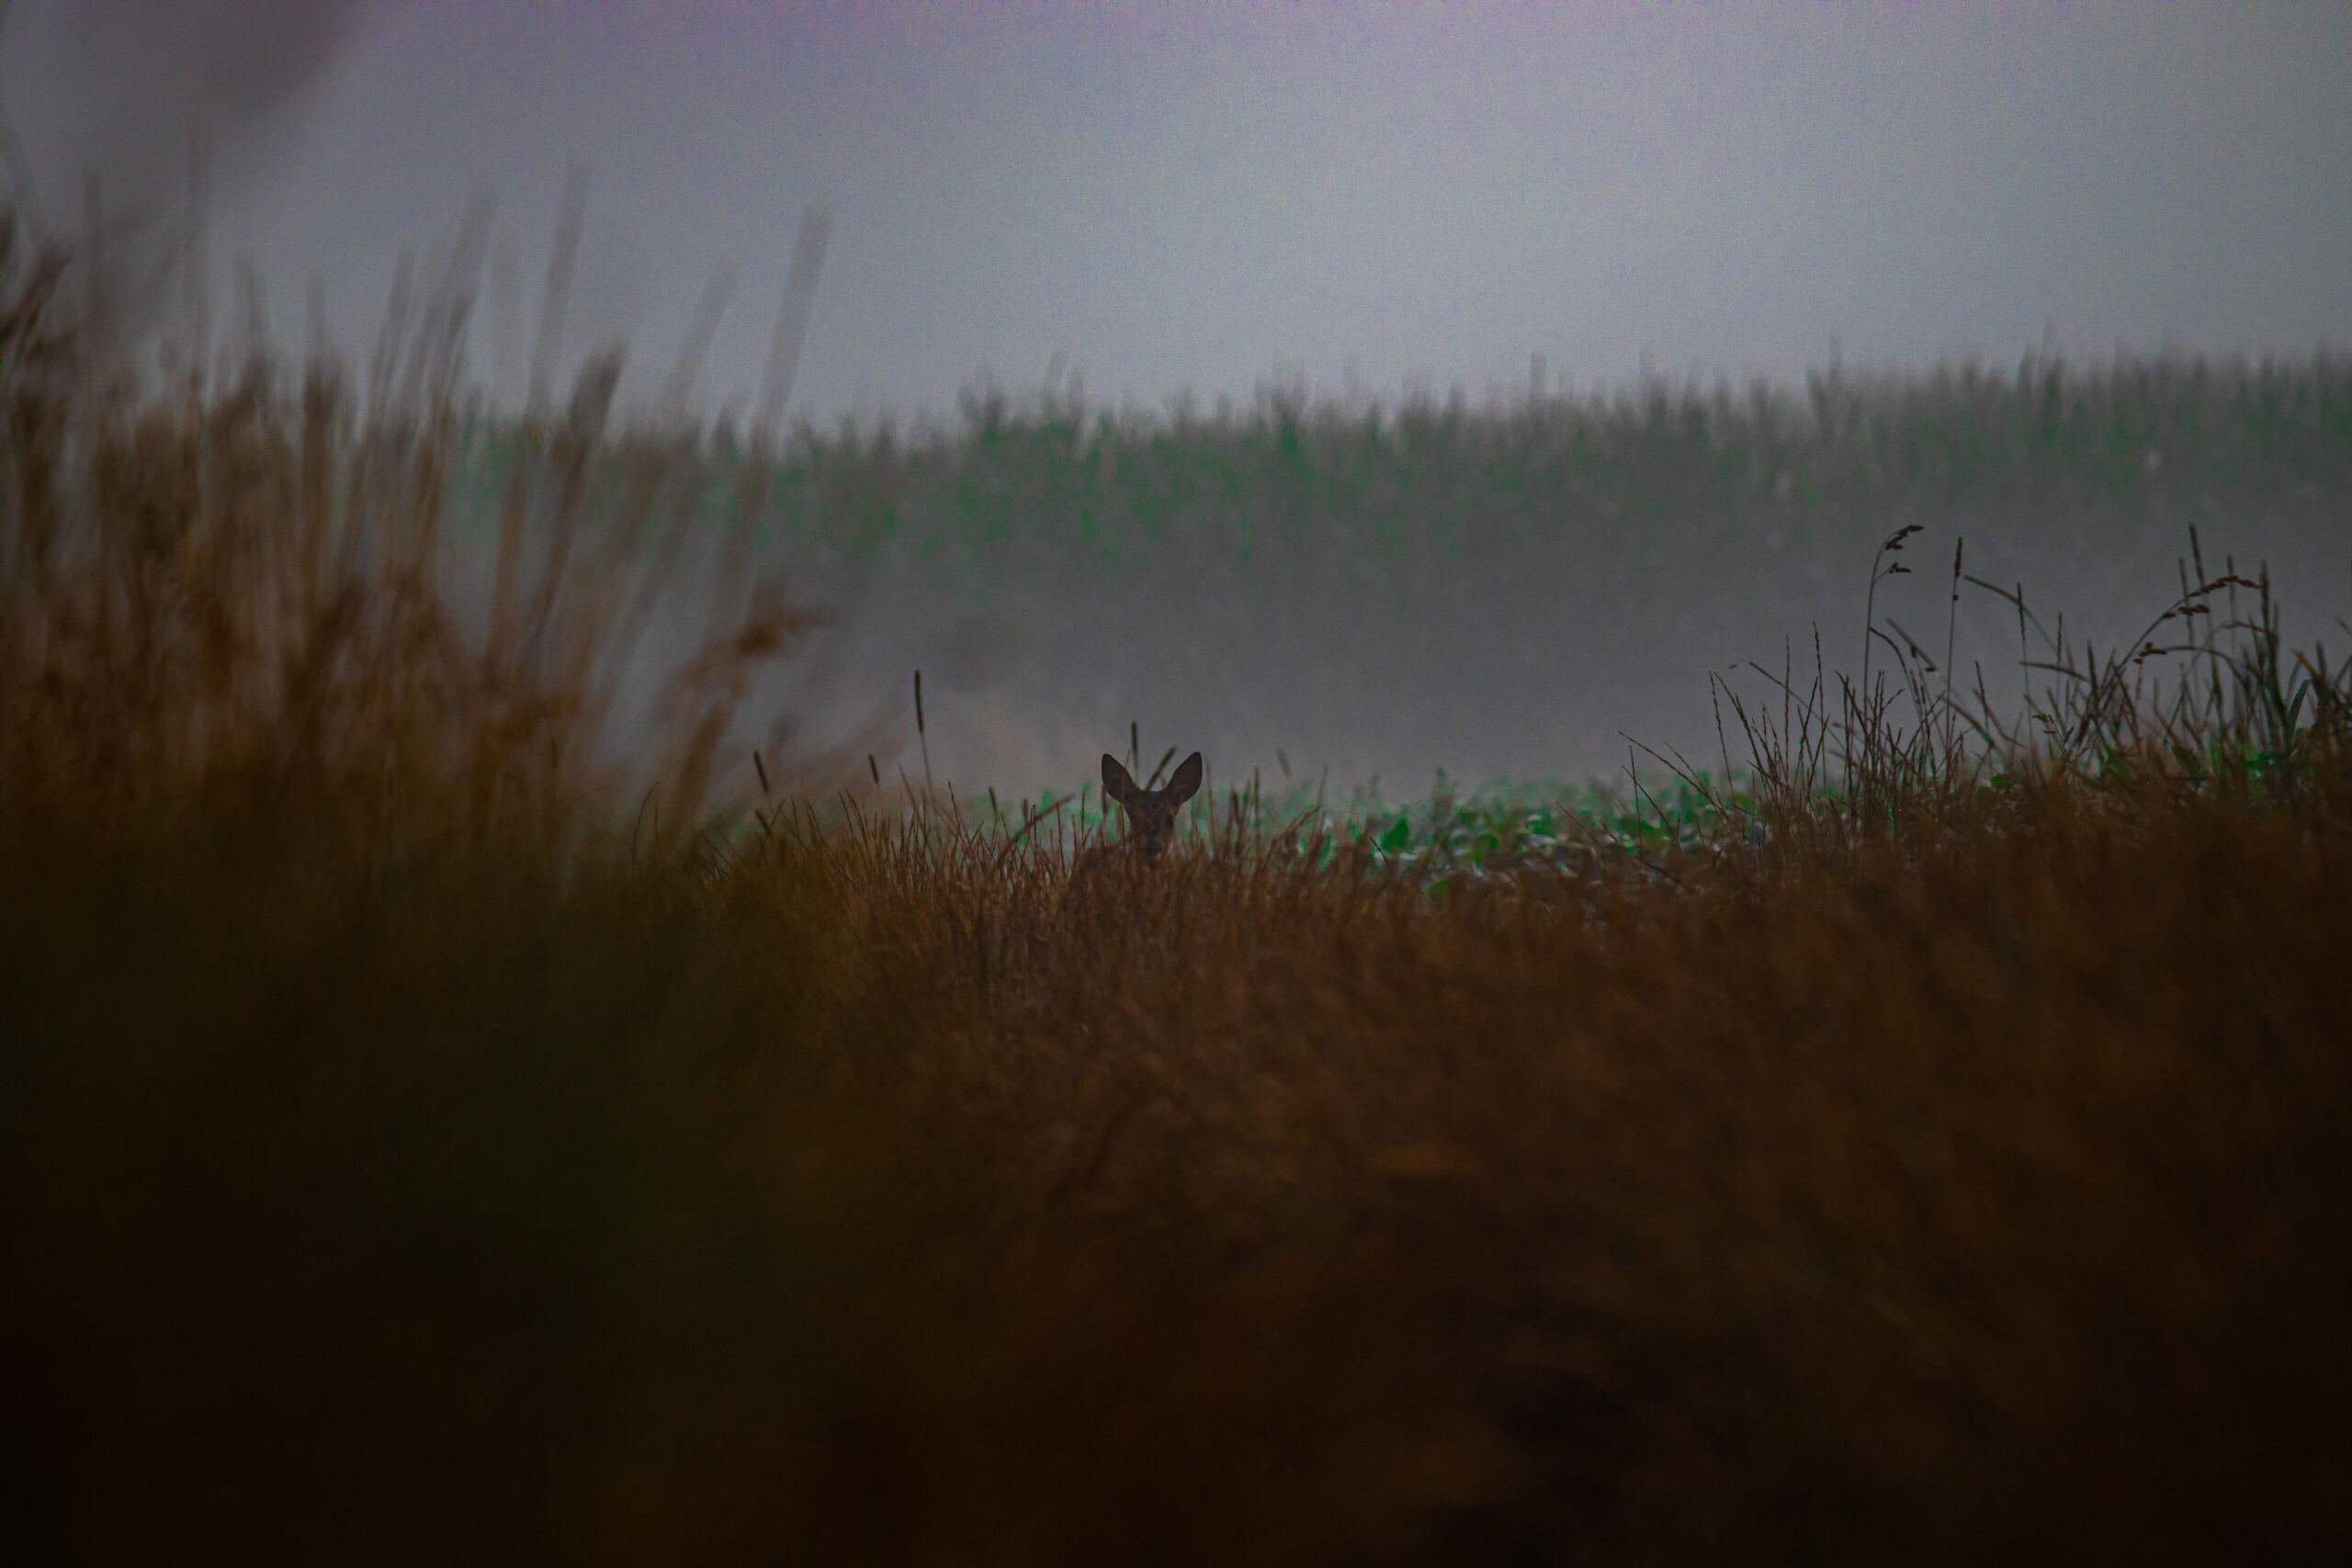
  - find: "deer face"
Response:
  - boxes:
[1100,750,1203,859]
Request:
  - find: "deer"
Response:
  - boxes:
[1068,750,1204,892]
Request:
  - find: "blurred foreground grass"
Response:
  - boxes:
[4,216,2351,1566]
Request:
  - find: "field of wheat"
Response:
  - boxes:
[4,210,2350,1565]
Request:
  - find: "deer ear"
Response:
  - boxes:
[1102,754,1136,804]
[1166,750,1204,806]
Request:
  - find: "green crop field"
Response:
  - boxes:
[430,317,2352,806]
[6,212,2351,1565]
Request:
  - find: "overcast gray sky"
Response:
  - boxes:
[4,1,2348,425]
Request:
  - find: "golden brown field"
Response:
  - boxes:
[3,217,2349,1566]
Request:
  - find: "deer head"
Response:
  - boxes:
[1100,750,1203,859]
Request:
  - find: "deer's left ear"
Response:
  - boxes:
[1102,754,1137,805]
[1166,750,1204,807]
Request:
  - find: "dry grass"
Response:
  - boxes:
[4,216,2350,1566]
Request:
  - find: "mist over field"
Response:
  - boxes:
[3,0,2346,799]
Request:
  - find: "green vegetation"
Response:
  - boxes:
[440,310,2352,793]
[539,347,2352,578]
[516,342,2352,668]
[5,213,2351,1565]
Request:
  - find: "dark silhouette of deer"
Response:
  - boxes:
[1071,750,1203,883]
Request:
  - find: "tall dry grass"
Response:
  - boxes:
[4,209,2350,1565]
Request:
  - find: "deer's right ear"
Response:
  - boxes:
[1165,750,1204,807]
[1102,754,1136,804]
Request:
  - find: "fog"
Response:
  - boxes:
[5,2,2348,799]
